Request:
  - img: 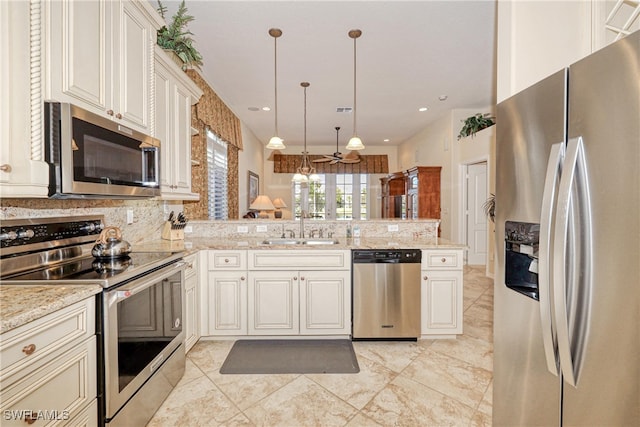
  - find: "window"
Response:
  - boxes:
[207,130,228,219]
[292,174,368,220]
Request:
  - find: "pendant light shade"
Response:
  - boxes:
[292,82,320,184]
[266,28,285,150]
[346,29,365,151]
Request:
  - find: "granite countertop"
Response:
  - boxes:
[0,284,102,334]
[134,236,466,252]
[0,236,464,334]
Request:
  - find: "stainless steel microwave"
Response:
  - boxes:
[44,102,161,198]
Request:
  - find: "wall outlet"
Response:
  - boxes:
[184,225,193,233]
[387,224,399,232]
[237,226,249,233]
[256,225,268,232]
[126,209,134,224]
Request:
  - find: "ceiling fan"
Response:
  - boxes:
[312,127,361,164]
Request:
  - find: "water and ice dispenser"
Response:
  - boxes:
[505,221,540,300]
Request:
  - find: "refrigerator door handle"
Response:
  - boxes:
[539,142,565,376]
[553,136,593,388]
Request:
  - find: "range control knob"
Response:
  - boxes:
[81,223,97,232]
[17,229,35,240]
[0,231,18,242]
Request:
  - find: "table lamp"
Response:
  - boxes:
[272,197,287,218]
[249,195,275,219]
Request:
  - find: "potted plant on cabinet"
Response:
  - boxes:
[457,113,495,140]
[157,0,203,70]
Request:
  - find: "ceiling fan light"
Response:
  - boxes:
[346,135,365,151]
[309,173,320,182]
[266,136,285,150]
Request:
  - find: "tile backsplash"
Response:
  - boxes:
[1,198,441,244]
[0,198,181,244]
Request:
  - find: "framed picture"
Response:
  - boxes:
[248,171,259,207]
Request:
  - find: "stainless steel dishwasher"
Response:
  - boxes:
[352,249,422,339]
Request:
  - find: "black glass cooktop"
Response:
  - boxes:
[2,251,183,288]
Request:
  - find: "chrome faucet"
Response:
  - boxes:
[299,210,306,239]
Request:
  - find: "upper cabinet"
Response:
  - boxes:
[0,1,50,197]
[154,47,203,200]
[46,0,163,134]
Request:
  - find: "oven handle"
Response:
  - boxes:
[114,261,186,301]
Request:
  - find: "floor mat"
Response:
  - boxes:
[219,339,360,374]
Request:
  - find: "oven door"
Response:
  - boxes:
[103,261,185,420]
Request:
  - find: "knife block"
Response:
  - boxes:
[161,221,184,241]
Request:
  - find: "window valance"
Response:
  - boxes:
[272,154,389,174]
[186,70,243,150]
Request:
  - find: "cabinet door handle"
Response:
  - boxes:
[115,113,122,119]
[240,276,245,281]
[293,276,298,281]
[107,109,114,116]
[300,276,305,281]
[0,164,11,172]
[22,343,36,355]
[423,276,428,280]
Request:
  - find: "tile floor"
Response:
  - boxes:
[148,265,494,427]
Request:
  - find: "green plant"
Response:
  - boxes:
[457,113,495,140]
[157,0,203,69]
[482,193,495,223]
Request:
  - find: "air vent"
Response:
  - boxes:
[336,107,353,113]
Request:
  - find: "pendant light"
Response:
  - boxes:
[346,29,365,151]
[266,28,285,150]
[292,82,320,184]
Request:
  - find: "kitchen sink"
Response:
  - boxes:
[261,238,340,245]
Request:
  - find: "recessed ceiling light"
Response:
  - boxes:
[438,95,448,101]
[418,107,428,112]
[262,106,271,111]
[383,139,390,142]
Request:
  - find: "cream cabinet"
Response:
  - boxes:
[247,250,351,336]
[0,298,97,426]
[421,249,464,337]
[0,1,49,197]
[204,249,351,337]
[205,251,248,336]
[46,0,163,134]
[154,46,203,200]
[184,253,200,351]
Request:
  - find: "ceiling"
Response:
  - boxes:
[160,1,497,148]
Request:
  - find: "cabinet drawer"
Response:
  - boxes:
[0,336,97,426]
[422,250,462,269]
[0,298,95,383]
[208,250,247,270]
[248,250,349,270]
[184,253,198,279]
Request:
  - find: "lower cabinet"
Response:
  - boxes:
[248,269,350,335]
[184,253,201,352]
[204,249,351,337]
[0,298,97,426]
[421,249,464,337]
[207,271,248,335]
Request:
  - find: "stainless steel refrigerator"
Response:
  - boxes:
[494,30,639,426]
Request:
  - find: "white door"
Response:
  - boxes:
[466,162,487,265]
